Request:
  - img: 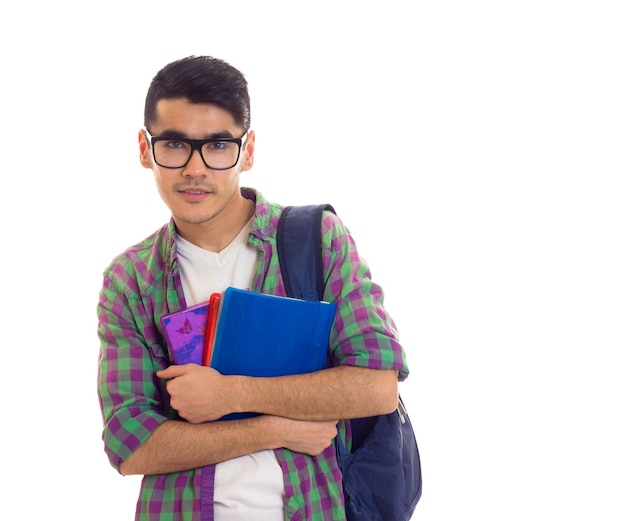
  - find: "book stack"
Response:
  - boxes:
[160,287,337,419]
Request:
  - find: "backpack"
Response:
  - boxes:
[277,204,423,521]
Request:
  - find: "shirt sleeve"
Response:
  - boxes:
[321,211,410,381]
[97,269,172,472]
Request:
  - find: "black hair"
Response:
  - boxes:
[144,55,251,130]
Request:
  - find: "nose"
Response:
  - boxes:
[183,148,207,177]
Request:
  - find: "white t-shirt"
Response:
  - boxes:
[176,220,285,520]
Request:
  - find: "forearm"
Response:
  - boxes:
[120,415,280,476]
[234,366,398,421]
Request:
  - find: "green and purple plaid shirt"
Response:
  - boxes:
[97,188,409,520]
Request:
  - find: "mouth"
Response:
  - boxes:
[178,187,212,202]
[180,188,209,194]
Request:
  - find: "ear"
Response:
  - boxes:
[241,130,256,171]
[138,129,153,169]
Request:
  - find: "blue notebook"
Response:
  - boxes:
[211,287,336,419]
[211,287,336,377]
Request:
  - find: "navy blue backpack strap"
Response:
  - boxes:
[277,204,335,302]
[277,204,376,448]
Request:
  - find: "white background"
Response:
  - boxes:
[1,1,625,519]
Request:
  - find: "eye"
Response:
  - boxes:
[206,140,231,152]
[165,140,186,150]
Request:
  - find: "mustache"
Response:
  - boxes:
[173,182,215,191]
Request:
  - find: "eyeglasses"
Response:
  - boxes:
[144,129,248,170]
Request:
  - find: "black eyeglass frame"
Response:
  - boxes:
[144,128,248,170]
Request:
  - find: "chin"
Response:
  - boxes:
[172,208,216,225]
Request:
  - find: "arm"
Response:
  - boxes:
[120,414,338,476]
[235,365,398,419]
[157,364,398,424]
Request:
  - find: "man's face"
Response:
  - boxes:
[139,98,254,229]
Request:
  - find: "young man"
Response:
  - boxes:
[97,55,409,520]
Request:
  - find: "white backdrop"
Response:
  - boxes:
[2,1,625,519]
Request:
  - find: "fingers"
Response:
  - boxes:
[156,363,198,380]
[158,364,229,422]
[272,418,339,456]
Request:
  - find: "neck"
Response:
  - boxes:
[174,193,254,252]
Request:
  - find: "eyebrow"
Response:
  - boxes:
[155,129,237,140]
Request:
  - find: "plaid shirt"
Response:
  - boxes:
[97,188,409,520]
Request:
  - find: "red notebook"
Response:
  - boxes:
[202,292,222,366]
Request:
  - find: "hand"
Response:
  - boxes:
[264,416,339,456]
[157,364,235,423]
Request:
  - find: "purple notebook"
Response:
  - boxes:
[160,301,209,364]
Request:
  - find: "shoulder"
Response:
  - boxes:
[101,221,175,297]
[320,206,353,253]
